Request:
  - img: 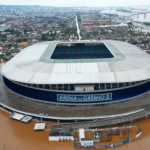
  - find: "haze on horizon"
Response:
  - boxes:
[0,0,150,7]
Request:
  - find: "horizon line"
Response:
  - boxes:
[0,4,149,7]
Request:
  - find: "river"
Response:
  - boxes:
[132,13,150,22]
[101,9,150,23]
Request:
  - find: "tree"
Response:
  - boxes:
[128,22,132,26]
[14,44,18,48]
[143,22,150,26]
[4,29,16,34]
[93,32,98,36]
[141,40,149,44]
[8,44,11,49]
[60,23,66,28]
[24,28,33,33]
[41,34,48,41]
[43,24,47,28]
[5,52,11,55]
[132,41,138,45]
[78,18,81,22]
[16,39,22,42]
[0,34,7,38]
[64,28,77,35]
[1,38,6,42]
[23,38,28,42]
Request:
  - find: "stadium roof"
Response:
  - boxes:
[1,40,150,84]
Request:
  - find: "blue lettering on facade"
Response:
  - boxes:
[57,93,112,102]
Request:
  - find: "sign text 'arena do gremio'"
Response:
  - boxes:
[57,93,112,102]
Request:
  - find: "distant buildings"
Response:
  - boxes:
[81,19,112,27]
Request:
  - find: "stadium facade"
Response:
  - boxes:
[1,40,150,105]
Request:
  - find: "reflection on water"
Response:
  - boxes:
[0,109,150,150]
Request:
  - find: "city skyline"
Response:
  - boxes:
[0,0,150,7]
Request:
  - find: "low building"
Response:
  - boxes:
[49,128,74,141]
[81,19,112,27]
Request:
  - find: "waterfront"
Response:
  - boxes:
[132,13,150,22]
[0,109,150,150]
[101,9,150,23]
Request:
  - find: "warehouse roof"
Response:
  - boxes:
[49,128,73,136]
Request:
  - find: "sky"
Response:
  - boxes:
[0,0,150,7]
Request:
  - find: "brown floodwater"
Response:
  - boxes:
[0,109,150,150]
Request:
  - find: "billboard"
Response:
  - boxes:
[57,93,112,102]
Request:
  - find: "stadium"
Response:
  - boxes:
[1,40,150,106]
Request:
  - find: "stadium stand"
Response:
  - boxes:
[51,44,114,59]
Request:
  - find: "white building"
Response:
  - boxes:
[79,129,85,141]
[79,129,93,146]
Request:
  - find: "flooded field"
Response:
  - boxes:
[0,109,150,150]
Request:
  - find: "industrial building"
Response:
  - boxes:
[49,128,74,141]
[81,19,112,27]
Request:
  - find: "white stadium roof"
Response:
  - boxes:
[1,40,150,84]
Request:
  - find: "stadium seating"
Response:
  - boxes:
[51,45,114,59]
